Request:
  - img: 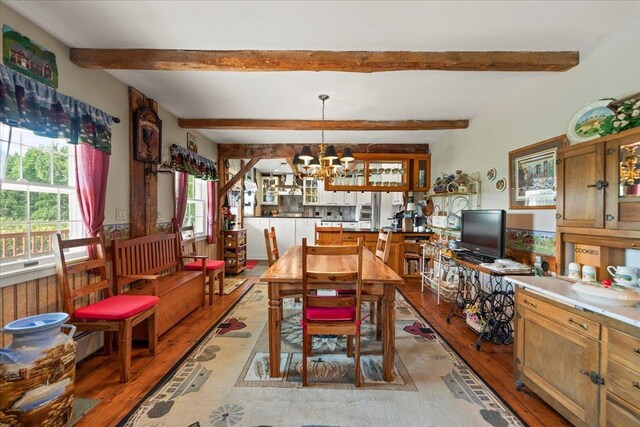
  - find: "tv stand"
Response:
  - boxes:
[460,251,496,265]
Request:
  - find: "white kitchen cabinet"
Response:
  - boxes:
[303,178,320,205]
[343,221,358,229]
[260,177,279,205]
[344,192,357,206]
[268,218,296,255]
[244,217,270,259]
[357,192,372,206]
[295,218,321,245]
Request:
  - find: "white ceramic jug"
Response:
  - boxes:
[607,265,639,288]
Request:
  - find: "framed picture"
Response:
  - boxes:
[134,107,162,164]
[187,132,198,153]
[508,135,567,209]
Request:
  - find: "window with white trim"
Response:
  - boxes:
[183,175,207,236]
[0,124,85,273]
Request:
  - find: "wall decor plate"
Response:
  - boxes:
[566,99,615,144]
[487,167,497,181]
[496,178,506,192]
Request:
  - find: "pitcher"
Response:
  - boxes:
[607,265,639,288]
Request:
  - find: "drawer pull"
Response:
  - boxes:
[568,318,588,330]
[634,381,640,391]
[580,369,589,376]
[523,300,537,308]
[634,347,640,355]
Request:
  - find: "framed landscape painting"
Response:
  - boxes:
[508,135,567,209]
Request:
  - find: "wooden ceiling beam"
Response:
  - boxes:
[70,49,579,72]
[218,143,429,160]
[219,158,259,195]
[178,118,468,131]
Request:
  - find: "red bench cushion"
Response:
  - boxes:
[306,306,356,321]
[73,295,159,321]
[184,259,225,271]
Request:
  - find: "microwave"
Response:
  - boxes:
[358,206,372,221]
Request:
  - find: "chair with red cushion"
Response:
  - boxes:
[301,237,363,387]
[177,225,225,304]
[53,233,158,382]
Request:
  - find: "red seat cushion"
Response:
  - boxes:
[336,289,355,295]
[306,306,356,321]
[184,259,225,271]
[73,295,159,321]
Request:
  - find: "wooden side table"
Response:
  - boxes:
[223,229,247,274]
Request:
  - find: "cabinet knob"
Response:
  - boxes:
[586,180,609,190]
[555,213,562,220]
[606,214,615,221]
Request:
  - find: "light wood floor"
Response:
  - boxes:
[73,274,567,427]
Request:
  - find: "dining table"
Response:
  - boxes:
[260,245,404,381]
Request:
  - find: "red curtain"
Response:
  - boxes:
[207,180,218,244]
[173,171,189,227]
[75,143,109,257]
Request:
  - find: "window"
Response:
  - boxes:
[183,175,207,236]
[0,124,85,273]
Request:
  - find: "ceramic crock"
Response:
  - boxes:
[0,313,77,427]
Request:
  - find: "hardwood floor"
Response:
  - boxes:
[73,272,567,427]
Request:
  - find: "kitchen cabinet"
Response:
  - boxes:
[244,217,270,260]
[410,155,432,192]
[514,286,640,427]
[357,191,372,206]
[268,218,296,255]
[325,153,412,192]
[557,127,640,231]
[344,191,357,206]
[303,178,320,205]
[295,218,321,245]
[260,177,279,205]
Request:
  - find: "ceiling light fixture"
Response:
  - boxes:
[293,94,354,181]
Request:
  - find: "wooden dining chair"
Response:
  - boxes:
[314,223,343,245]
[337,230,391,341]
[263,226,280,267]
[301,237,364,387]
[53,233,159,382]
[177,224,225,304]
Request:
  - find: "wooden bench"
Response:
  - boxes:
[111,233,204,337]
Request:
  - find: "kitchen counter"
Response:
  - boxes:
[506,275,640,328]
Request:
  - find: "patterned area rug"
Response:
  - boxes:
[206,277,247,296]
[121,284,523,427]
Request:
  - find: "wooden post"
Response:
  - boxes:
[129,87,158,237]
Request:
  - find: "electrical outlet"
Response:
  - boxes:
[115,208,126,221]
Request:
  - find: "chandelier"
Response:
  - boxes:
[292,94,354,180]
[620,143,640,186]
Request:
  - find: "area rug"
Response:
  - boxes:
[206,277,247,296]
[245,260,260,269]
[67,398,100,426]
[120,284,523,427]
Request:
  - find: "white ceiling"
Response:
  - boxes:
[254,159,292,174]
[6,1,640,146]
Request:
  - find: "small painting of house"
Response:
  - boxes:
[3,25,58,88]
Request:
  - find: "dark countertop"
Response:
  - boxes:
[343,228,435,234]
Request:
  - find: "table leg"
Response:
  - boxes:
[268,284,282,378]
[382,284,396,382]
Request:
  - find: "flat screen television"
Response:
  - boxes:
[460,209,506,260]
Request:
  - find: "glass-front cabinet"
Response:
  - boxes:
[303,178,320,205]
[325,154,417,192]
[606,131,640,230]
[261,176,279,205]
[326,160,366,189]
[412,156,431,192]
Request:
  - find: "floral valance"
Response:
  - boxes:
[0,64,113,154]
[169,144,219,181]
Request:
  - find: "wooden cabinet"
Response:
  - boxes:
[515,288,640,426]
[411,155,432,191]
[325,153,418,192]
[557,127,640,231]
[515,292,600,426]
[223,229,246,274]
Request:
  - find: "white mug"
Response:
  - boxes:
[568,262,581,280]
[582,265,597,282]
[607,265,639,288]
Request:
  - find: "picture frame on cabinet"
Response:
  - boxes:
[508,135,568,210]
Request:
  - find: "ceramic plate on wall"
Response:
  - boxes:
[496,178,506,192]
[566,99,615,144]
[487,167,497,181]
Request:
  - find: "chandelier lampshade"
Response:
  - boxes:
[299,145,314,163]
[340,147,354,163]
[324,144,338,160]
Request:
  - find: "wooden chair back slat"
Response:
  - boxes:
[53,233,111,315]
[71,279,110,300]
[307,244,356,256]
[306,295,357,307]
[375,230,393,263]
[263,227,280,267]
[314,224,343,245]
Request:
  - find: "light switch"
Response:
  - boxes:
[116,208,126,221]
